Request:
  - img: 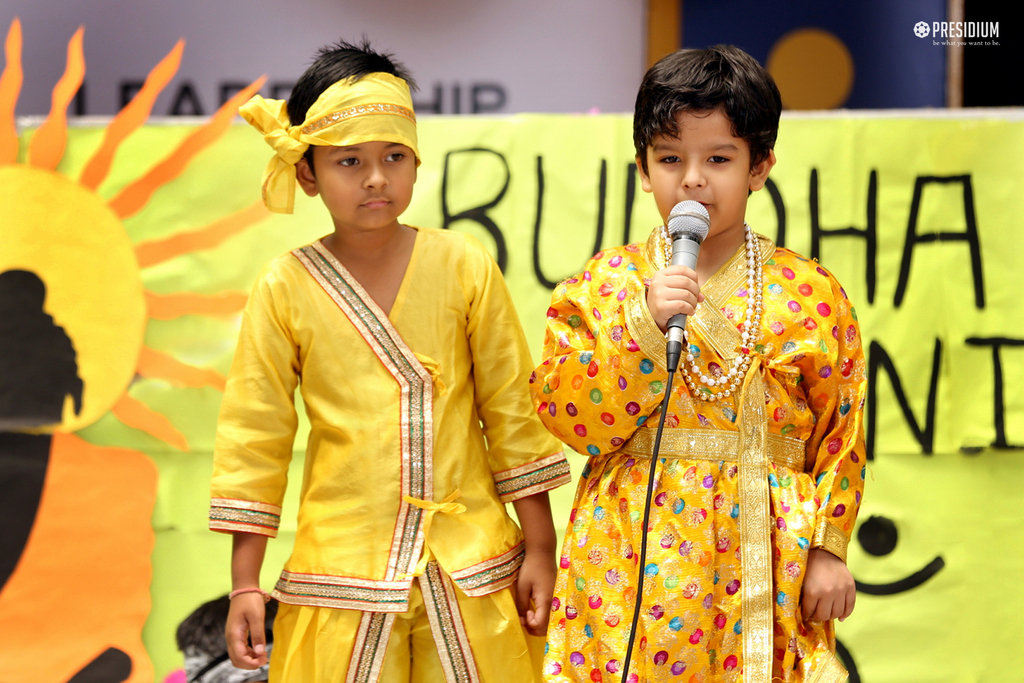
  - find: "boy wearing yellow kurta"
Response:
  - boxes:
[209,40,570,683]
[532,46,866,682]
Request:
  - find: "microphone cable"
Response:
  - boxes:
[619,352,679,682]
[617,200,707,682]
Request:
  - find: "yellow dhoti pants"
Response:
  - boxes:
[269,563,544,683]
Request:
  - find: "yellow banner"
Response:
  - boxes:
[5,113,1023,680]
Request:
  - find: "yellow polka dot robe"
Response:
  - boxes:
[530,228,866,683]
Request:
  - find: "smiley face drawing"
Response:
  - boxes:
[835,514,945,683]
[833,447,1024,683]
[0,20,264,682]
[853,515,945,595]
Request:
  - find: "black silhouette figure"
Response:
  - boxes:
[0,269,84,591]
[67,648,132,683]
[0,269,83,428]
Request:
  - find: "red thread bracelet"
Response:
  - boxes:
[229,587,271,602]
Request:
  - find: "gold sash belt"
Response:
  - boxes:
[619,426,807,472]
[619,361,800,681]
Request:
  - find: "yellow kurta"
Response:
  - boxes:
[210,226,570,611]
[531,228,866,683]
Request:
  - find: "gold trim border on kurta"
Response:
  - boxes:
[304,241,433,584]
[293,242,433,602]
[493,452,572,503]
[449,542,525,596]
[421,561,482,683]
[209,497,282,536]
[345,611,397,683]
[273,570,413,612]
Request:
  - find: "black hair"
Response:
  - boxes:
[286,38,415,171]
[287,37,416,127]
[633,45,781,172]
[175,595,278,656]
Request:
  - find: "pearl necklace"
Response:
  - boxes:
[662,224,764,402]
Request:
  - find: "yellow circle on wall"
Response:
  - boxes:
[0,165,146,433]
[767,28,855,110]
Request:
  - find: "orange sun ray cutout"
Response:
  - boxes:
[2,20,289,679]
[109,75,267,220]
[4,21,270,448]
[27,25,84,170]
[0,18,23,164]
[135,198,269,268]
[136,346,227,392]
[111,394,189,451]
[144,291,250,321]
[78,39,184,191]
[1,24,281,677]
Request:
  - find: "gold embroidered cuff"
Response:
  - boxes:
[493,452,572,503]
[449,543,526,596]
[624,289,668,373]
[209,497,282,537]
[811,520,849,563]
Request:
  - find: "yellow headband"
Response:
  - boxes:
[240,72,419,214]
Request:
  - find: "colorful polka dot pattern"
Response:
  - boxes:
[530,232,867,682]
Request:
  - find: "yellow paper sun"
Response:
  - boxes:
[0,19,267,449]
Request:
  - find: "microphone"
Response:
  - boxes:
[664,200,710,373]
[619,200,710,683]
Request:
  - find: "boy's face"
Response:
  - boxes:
[637,108,774,247]
[296,141,416,234]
